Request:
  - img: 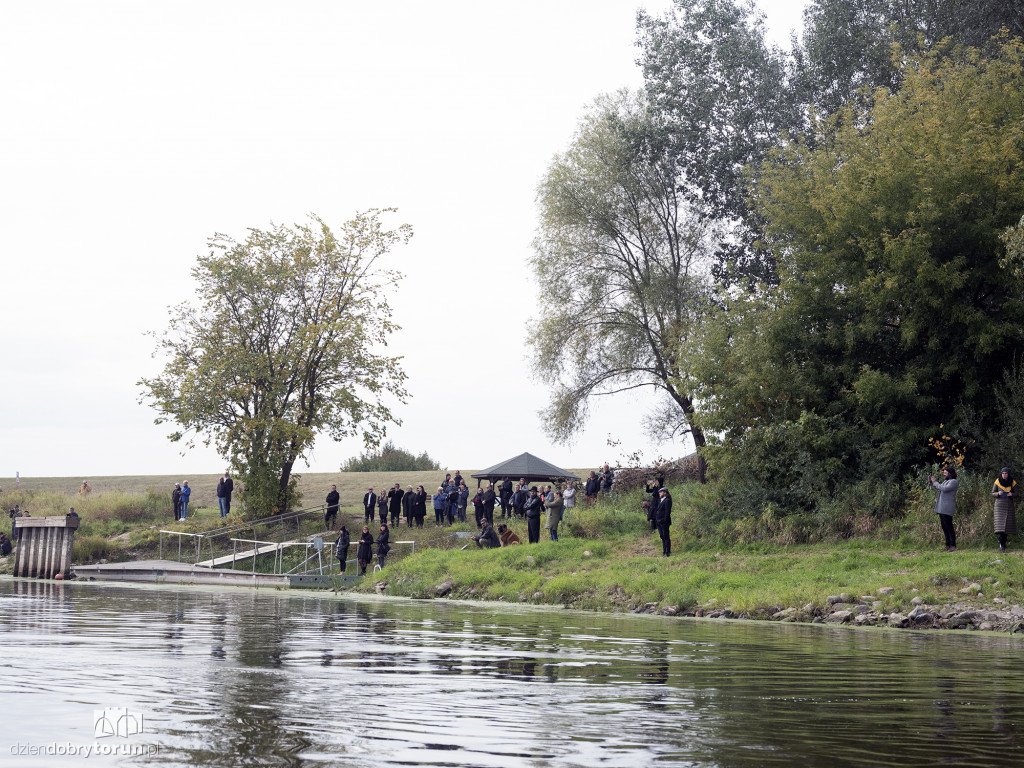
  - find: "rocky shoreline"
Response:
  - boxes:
[415,576,1024,635]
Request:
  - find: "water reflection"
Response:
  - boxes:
[1,579,1023,767]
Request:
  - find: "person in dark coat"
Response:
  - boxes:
[482,484,497,524]
[472,519,500,548]
[325,484,340,529]
[655,487,672,557]
[387,484,404,527]
[644,478,662,531]
[171,484,182,521]
[402,485,415,527]
[456,482,469,523]
[216,471,234,518]
[376,524,391,569]
[512,484,527,518]
[499,477,513,518]
[335,526,351,573]
[356,526,374,575]
[363,487,377,523]
[523,487,543,544]
[992,467,1017,552]
[446,486,459,526]
[377,493,388,524]
[584,472,600,505]
[412,485,428,527]
[472,488,485,528]
[0,531,12,556]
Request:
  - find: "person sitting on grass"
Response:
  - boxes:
[496,523,520,546]
[471,519,500,548]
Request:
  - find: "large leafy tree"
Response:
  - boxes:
[636,0,801,285]
[141,211,412,516]
[695,40,1024,491]
[530,91,717,481]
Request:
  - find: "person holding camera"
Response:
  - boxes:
[929,466,959,552]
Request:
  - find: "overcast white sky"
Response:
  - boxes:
[0,0,806,480]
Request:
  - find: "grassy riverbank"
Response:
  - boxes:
[3,472,1024,632]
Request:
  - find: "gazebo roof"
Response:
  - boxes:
[470,452,581,483]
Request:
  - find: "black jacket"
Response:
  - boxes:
[376,528,391,558]
[499,480,513,500]
[482,489,496,513]
[326,490,340,512]
[402,491,415,517]
[655,492,672,525]
[363,492,376,512]
[217,477,234,499]
[475,525,500,548]
[356,532,374,561]
[523,495,543,519]
[335,529,350,557]
[585,476,600,495]
[412,491,427,518]
[387,488,404,513]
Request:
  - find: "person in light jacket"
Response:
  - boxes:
[929,466,959,552]
[179,481,192,520]
[545,490,564,541]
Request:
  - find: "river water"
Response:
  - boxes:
[1,578,1023,767]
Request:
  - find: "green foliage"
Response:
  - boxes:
[341,440,440,473]
[140,211,413,517]
[530,90,714,477]
[690,40,1024,496]
[797,0,1024,116]
[636,0,800,284]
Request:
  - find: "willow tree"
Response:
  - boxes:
[529,91,717,481]
[140,210,412,516]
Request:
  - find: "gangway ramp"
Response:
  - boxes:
[195,540,301,568]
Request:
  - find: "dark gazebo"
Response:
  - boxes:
[470,452,581,487]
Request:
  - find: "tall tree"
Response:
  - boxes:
[530,91,717,481]
[140,211,412,516]
[636,0,801,286]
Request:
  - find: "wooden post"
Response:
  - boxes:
[13,516,80,579]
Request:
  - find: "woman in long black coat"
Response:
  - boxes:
[412,486,428,528]
[356,526,374,575]
[376,524,391,569]
[335,526,351,573]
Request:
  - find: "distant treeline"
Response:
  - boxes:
[342,441,441,473]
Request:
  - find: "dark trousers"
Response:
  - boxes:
[657,521,671,556]
[390,510,400,526]
[365,507,375,523]
[527,516,541,543]
[337,548,349,573]
[939,514,956,548]
[325,510,337,528]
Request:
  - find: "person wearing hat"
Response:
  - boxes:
[523,487,543,543]
[992,467,1017,552]
[655,486,673,557]
[928,466,959,551]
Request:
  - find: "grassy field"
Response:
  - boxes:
[0,469,591,512]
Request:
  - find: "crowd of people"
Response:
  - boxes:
[329,466,619,574]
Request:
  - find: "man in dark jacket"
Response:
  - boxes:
[387,484,404,527]
[655,487,672,557]
[171,486,182,521]
[363,487,377,523]
[472,518,500,548]
[325,485,340,529]
[584,472,599,505]
[499,478,513,518]
[216,471,234,518]
[482,483,497,524]
[523,487,543,544]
